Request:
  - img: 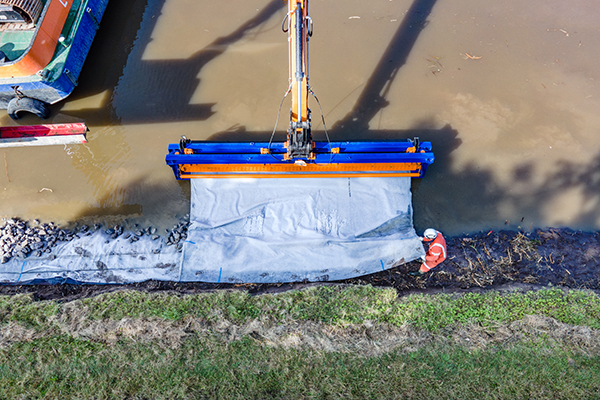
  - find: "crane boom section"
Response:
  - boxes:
[289,0,309,124]
[285,0,313,160]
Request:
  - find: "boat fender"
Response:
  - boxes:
[7,97,50,120]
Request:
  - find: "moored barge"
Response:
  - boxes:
[0,0,108,119]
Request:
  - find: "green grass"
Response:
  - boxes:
[67,286,600,330]
[0,293,59,330]
[0,335,598,399]
[0,286,599,398]
[1,286,600,332]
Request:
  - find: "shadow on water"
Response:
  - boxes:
[67,0,148,102]
[51,0,149,125]
[56,0,286,125]
[69,0,453,226]
[330,0,438,139]
[207,0,459,180]
[68,0,600,236]
[210,0,441,142]
[202,0,600,236]
[413,133,600,235]
[511,153,600,229]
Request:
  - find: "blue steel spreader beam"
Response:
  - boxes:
[166,139,434,179]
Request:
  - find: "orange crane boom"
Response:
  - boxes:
[286,0,313,160]
[166,0,434,179]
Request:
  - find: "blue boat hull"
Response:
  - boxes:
[0,0,109,109]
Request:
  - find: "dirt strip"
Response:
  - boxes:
[0,228,598,301]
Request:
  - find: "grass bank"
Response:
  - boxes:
[0,285,599,399]
[8,285,597,330]
[2,336,599,399]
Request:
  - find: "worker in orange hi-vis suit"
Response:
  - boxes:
[409,228,447,276]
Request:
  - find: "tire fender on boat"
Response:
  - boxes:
[7,97,50,120]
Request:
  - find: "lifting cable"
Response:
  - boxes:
[309,86,333,165]
[267,84,292,161]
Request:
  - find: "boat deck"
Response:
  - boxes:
[0,29,35,60]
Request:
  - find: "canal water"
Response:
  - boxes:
[0,0,599,236]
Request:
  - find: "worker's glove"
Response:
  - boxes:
[409,270,423,277]
[419,237,424,242]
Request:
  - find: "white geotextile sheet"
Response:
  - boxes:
[0,233,181,285]
[181,177,425,283]
[0,177,424,285]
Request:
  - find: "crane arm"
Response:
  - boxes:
[166,0,435,179]
[285,0,313,160]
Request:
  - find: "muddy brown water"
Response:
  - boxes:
[0,0,599,237]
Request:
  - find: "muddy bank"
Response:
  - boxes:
[0,227,598,301]
[347,228,600,292]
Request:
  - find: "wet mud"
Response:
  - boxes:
[1,228,598,302]
[347,228,600,292]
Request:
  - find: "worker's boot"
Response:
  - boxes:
[409,270,423,277]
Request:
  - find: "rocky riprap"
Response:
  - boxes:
[0,217,191,265]
[165,219,189,250]
[0,219,75,264]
